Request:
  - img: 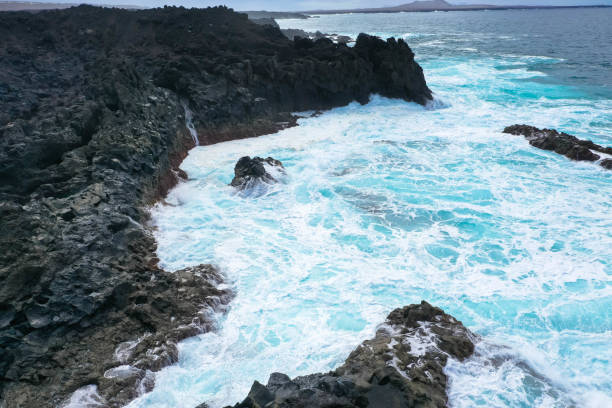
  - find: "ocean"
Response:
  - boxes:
[128,8,612,408]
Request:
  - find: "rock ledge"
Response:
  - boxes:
[503,124,612,169]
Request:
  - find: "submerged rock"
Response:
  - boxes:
[600,159,612,170]
[503,125,612,169]
[230,156,285,190]
[226,301,476,408]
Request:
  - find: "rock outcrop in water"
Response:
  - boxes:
[503,125,612,169]
[227,301,476,408]
[231,156,285,189]
[0,4,432,407]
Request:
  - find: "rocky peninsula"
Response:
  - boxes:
[0,5,433,407]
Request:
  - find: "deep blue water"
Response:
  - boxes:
[117,9,611,408]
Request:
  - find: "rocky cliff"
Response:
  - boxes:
[0,5,431,407]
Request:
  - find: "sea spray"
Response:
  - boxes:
[183,102,199,146]
[61,385,106,408]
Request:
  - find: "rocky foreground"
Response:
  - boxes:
[225,302,476,408]
[0,5,432,407]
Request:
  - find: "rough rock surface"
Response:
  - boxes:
[600,159,612,170]
[503,125,612,169]
[228,301,476,408]
[0,5,431,407]
[230,156,285,189]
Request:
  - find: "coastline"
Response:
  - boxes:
[3,5,609,408]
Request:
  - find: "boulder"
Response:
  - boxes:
[230,156,285,189]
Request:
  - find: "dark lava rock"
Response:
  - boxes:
[600,159,612,170]
[281,28,312,41]
[0,5,431,406]
[226,301,476,408]
[503,125,612,169]
[230,156,285,189]
[354,34,432,105]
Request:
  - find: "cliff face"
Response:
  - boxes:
[0,5,431,406]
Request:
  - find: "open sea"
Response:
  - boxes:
[128,8,612,408]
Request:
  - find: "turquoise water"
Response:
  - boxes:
[129,9,612,408]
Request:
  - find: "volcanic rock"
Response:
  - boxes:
[503,125,612,169]
[227,301,476,408]
[0,5,432,406]
[230,156,285,189]
[600,159,612,170]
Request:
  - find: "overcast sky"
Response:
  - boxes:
[36,0,612,11]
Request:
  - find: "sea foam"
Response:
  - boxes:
[130,86,611,408]
[129,13,612,408]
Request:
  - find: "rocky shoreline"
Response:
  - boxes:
[0,5,432,407]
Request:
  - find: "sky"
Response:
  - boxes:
[31,0,612,11]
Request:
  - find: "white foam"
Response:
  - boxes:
[115,333,150,363]
[402,323,439,358]
[128,36,612,408]
[104,365,141,380]
[183,102,199,146]
[61,385,106,408]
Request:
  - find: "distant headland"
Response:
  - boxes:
[0,1,142,11]
[305,0,612,15]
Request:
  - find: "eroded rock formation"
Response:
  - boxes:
[503,125,612,169]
